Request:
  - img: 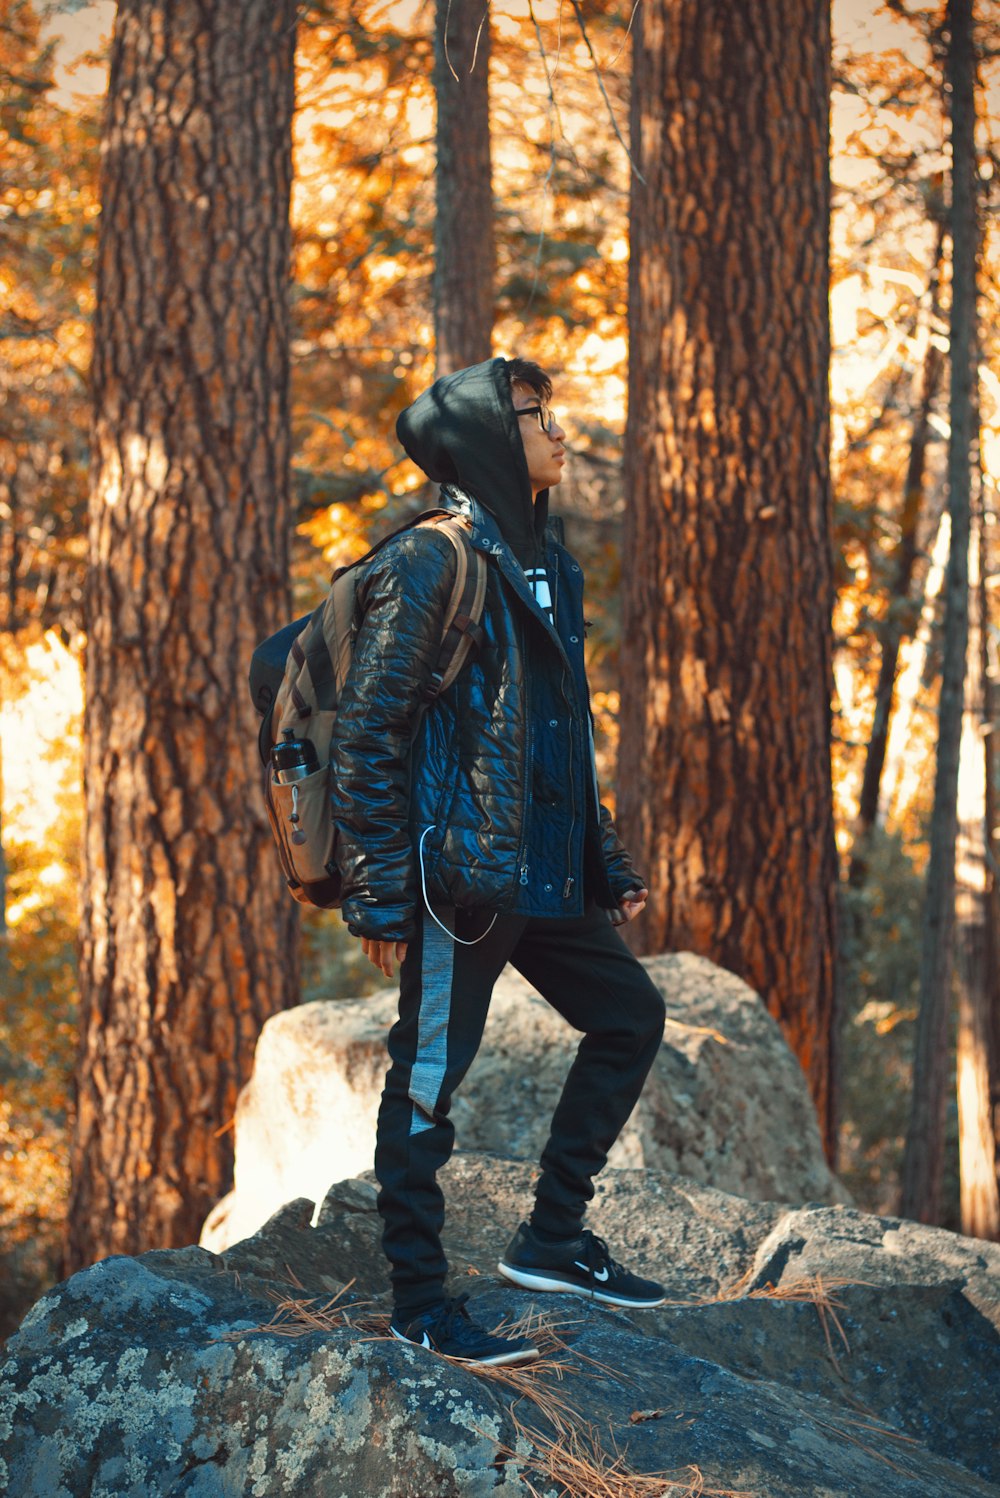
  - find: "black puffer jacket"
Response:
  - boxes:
[329,357,642,942]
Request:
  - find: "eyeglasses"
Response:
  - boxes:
[516,403,557,434]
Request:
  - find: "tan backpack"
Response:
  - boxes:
[252,511,487,909]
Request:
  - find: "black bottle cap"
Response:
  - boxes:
[272,732,319,776]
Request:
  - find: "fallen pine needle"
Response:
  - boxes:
[498,1413,754,1498]
[215,1279,377,1342]
[662,1018,731,1045]
[678,1269,873,1374]
[213,1272,920,1494]
[807,1407,928,1481]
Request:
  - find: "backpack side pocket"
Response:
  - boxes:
[264,763,341,908]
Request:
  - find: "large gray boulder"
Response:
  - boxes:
[202,952,847,1251]
[3,1154,998,1497]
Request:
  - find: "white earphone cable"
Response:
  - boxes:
[418,825,499,946]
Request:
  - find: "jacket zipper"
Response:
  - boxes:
[509,544,577,902]
[513,617,533,897]
[560,665,577,901]
[548,557,574,897]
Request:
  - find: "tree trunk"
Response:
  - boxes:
[0,468,9,952]
[900,0,976,1225]
[68,0,299,1272]
[433,0,494,374]
[955,461,999,1238]
[619,0,838,1154]
[0,725,7,952]
[879,493,950,822]
[982,452,999,1228]
[848,224,946,888]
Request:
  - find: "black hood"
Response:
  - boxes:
[395,356,548,567]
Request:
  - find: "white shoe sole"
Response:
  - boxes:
[497,1259,666,1309]
[389,1323,540,1367]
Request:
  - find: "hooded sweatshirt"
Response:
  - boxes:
[394,356,625,919]
[396,356,549,569]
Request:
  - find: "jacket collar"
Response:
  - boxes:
[441,486,570,658]
[442,484,565,554]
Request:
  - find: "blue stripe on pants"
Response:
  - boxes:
[408,907,455,1134]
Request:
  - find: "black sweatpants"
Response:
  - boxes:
[374,901,667,1320]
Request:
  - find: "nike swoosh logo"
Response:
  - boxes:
[574,1261,610,1282]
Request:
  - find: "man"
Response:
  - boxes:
[329,356,666,1367]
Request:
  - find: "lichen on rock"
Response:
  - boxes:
[2,1155,998,1497]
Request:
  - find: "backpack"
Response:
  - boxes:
[250,510,488,910]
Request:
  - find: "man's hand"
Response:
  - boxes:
[360,937,409,979]
[613,888,649,926]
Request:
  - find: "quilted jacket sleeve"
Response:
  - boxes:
[599,802,645,902]
[329,529,458,942]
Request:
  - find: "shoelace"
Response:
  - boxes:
[578,1230,624,1278]
[428,1293,475,1343]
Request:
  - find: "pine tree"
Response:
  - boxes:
[68,0,299,1269]
[618,0,839,1152]
[433,0,494,373]
[901,0,978,1225]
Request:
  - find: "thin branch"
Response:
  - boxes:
[525,0,560,307]
[470,1,490,75]
[607,0,643,70]
[523,0,610,307]
[567,0,645,184]
[442,0,459,81]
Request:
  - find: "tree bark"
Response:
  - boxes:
[0,725,6,952]
[619,0,838,1154]
[68,0,299,1271]
[0,465,12,948]
[433,0,494,374]
[981,454,1000,1236]
[900,0,976,1225]
[955,460,999,1238]
[879,492,950,822]
[848,224,946,888]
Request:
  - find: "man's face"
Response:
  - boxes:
[513,383,567,497]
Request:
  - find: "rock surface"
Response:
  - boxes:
[202,952,847,1251]
[3,1154,998,1498]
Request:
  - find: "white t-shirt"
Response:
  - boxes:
[525,565,554,625]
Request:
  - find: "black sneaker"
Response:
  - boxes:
[498,1221,666,1308]
[389,1293,540,1367]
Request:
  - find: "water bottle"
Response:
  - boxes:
[272,728,319,784]
[271,730,320,848]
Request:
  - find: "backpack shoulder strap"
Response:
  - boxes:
[320,508,463,702]
[418,514,488,702]
[330,508,456,583]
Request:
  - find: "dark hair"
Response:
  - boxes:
[506,357,553,403]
